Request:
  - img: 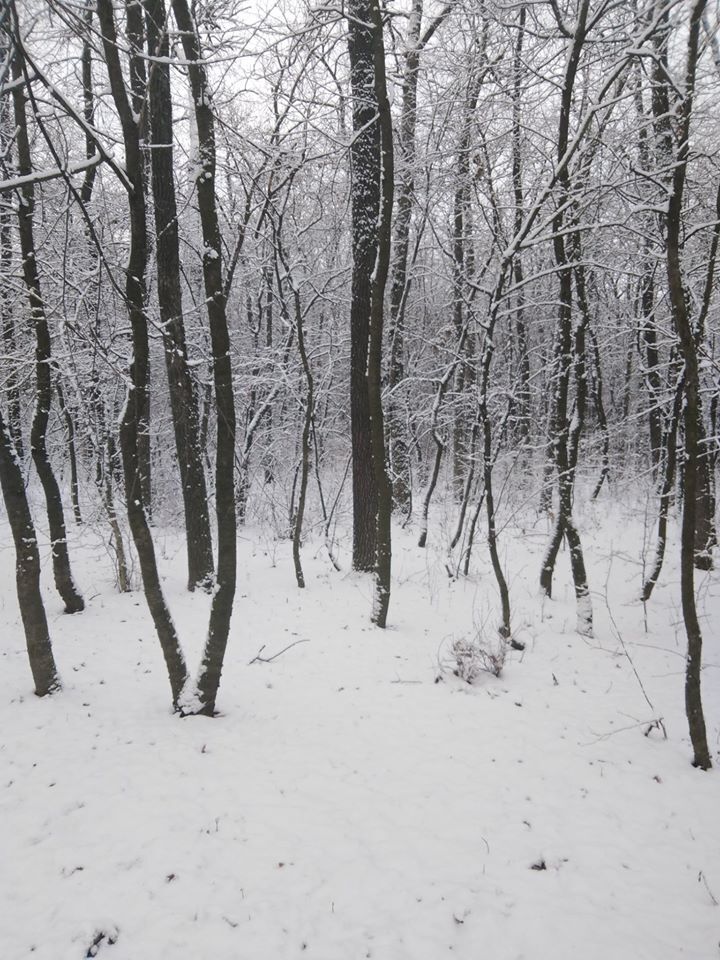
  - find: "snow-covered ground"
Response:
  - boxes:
[1,495,718,960]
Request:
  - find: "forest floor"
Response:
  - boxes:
[1,488,719,960]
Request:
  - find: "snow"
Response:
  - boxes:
[1,496,718,960]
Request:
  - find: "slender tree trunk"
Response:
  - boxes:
[291,289,313,590]
[11,44,84,614]
[539,1,592,636]
[172,0,238,712]
[125,0,152,516]
[55,376,82,525]
[665,0,711,769]
[98,0,188,706]
[588,327,610,499]
[366,0,394,626]
[451,65,483,502]
[387,0,422,516]
[145,0,214,591]
[0,409,60,696]
[633,72,663,472]
[511,5,530,445]
[641,376,682,601]
[0,69,22,457]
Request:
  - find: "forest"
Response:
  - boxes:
[1,0,719,957]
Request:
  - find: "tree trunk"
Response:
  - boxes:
[538,0,592,636]
[387,0,422,516]
[0,409,60,697]
[511,5,530,446]
[347,0,381,573]
[367,0,394,626]
[172,0,238,713]
[55,376,82,525]
[145,0,214,591]
[98,0,188,707]
[11,45,84,614]
[0,68,22,457]
[665,0,711,769]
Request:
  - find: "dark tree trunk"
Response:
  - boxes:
[55,376,82,525]
[80,0,97,211]
[665,0,711,770]
[539,1,592,636]
[98,0,188,707]
[511,5,530,446]
[633,72,663,473]
[172,0,238,713]
[347,0,380,573]
[387,0,422,516]
[367,0,394,626]
[145,0,214,591]
[125,0,152,516]
[11,47,84,614]
[451,65,482,502]
[0,409,60,697]
[386,2,452,516]
[588,326,610,499]
[0,71,22,457]
[641,377,682,602]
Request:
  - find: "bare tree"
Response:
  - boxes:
[9,16,84,614]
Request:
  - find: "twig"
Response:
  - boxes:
[248,639,310,665]
[698,871,719,907]
[602,556,657,716]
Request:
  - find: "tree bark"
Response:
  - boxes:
[347,0,380,573]
[367,0,394,626]
[664,0,711,769]
[538,1,592,637]
[11,44,84,614]
[0,65,22,457]
[0,408,60,696]
[172,0,238,713]
[98,0,188,707]
[145,0,214,591]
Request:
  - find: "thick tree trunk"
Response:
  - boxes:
[347,0,393,621]
[347,0,381,573]
[367,0,394,626]
[11,48,84,614]
[145,0,214,591]
[0,409,60,696]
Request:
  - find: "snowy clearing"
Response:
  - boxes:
[1,500,719,960]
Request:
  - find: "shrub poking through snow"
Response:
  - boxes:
[446,632,506,682]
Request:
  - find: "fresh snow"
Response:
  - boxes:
[1,496,718,960]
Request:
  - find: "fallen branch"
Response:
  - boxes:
[248,639,309,665]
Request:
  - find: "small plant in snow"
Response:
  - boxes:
[445,631,506,682]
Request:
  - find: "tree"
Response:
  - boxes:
[664,0,712,770]
[171,0,238,712]
[145,0,215,591]
[9,14,84,614]
[97,0,189,706]
[347,0,393,625]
